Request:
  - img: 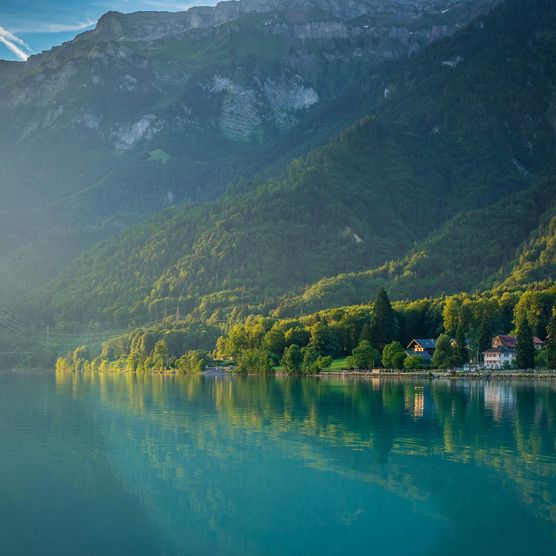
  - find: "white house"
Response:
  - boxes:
[482,346,516,369]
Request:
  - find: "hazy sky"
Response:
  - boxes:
[0,0,217,61]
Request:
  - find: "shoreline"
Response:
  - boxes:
[46,367,556,381]
[315,370,556,380]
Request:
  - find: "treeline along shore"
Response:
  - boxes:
[56,282,556,376]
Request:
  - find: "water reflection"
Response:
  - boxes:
[50,371,556,554]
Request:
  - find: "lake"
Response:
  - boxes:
[0,371,555,555]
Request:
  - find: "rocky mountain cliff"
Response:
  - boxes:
[28,0,554,325]
[0,0,498,302]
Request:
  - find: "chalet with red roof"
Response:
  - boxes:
[492,335,545,350]
[482,334,545,369]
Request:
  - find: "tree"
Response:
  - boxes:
[284,327,310,348]
[352,340,378,370]
[283,344,304,374]
[264,326,286,357]
[370,288,396,350]
[546,313,556,370]
[514,291,556,340]
[431,334,454,369]
[404,355,425,370]
[72,345,90,372]
[126,351,143,372]
[535,348,548,370]
[382,341,407,370]
[345,356,356,370]
[358,322,372,344]
[478,314,493,359]
[151,340,169,371]
[516,317,535,369]
[227,324,250,355]
[55,357,72,373]
[453,322,468,366]
[301,346,320,374]
[442,298,461,337]
[215,336,230,359]
[176,351,207,374]
[236,349,273,374]
[317,356,333,372]
[309,322,339,357]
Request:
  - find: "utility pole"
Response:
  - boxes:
[176,305,180,322]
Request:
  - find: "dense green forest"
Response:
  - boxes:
[57,282,556,373]
[28,0,556,330]
[278,179,556,315]
[0,0,478,303]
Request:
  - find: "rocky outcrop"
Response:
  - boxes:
[0,0,501,170]
[86,0,499,42]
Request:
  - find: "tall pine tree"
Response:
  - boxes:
[478,314,493,353]
[370,288,396,350]
[516,317,535,369]
[454,321,468,366]
[546,313,556,370]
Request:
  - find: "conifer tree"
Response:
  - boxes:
[370,287,396,350]
[478,314,493,353]
[516,317,535,369]
[454,322,468,366]
[546,313,556,370]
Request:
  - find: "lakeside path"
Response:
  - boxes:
[314,370,556,380]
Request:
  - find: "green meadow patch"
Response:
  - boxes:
[150,149,171,165]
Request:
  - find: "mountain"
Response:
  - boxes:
[0,0,493,302]
[28,0,555,327]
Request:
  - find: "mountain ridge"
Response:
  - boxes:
[0,0,497,303]
[26,0,555,326]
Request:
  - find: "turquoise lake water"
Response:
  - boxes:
[0,371,555,555]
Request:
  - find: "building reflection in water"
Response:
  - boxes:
[484,383,515,422]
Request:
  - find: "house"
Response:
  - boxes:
[406,339,436,355]
[405,339,436,365]
[405,349,433,365]
[482,346,516,369]
[492,334,545,350]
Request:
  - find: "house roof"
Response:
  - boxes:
[405,349,433,361]
[494,335,517,347]
[493,334,545,347]
[407,339,436,350]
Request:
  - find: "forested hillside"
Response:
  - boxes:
[30,0,556,327]
[0,0,487,301]
[279,179,556,315]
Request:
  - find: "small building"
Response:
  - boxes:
[405,349,433,365]
[406,339,436,355]
[482,346,516,369]
[492,334,545,350]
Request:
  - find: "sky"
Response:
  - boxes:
[0,0,217,61]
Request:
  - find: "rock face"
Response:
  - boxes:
[2,0,497,149]
[86,1,496,41]
[0,0,507,304]
[0,0,499,262]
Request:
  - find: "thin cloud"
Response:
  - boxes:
[0,26,31,61]
[21,20,97,34]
